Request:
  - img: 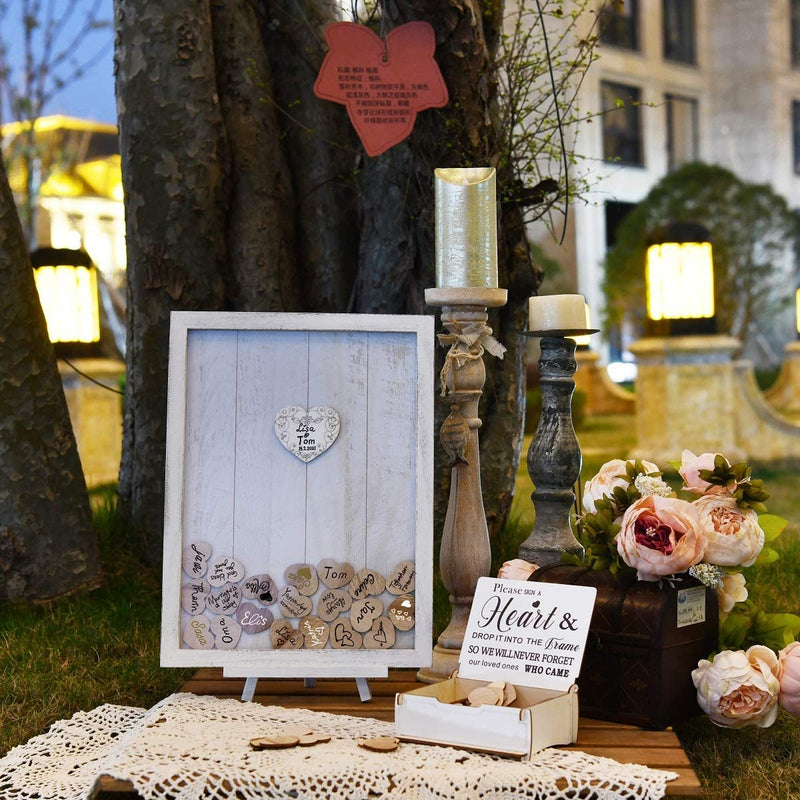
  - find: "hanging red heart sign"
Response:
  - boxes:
[314,21,449,157]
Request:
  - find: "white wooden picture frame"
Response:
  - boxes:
[160,311,434,678]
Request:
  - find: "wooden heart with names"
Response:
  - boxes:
[274,405,340,463]
[314,21,448,157]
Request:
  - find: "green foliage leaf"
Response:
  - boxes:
[758,513,788,542]
[749,610,800,651]
[754,546,780,567]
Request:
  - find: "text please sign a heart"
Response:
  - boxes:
[274,405,340,463]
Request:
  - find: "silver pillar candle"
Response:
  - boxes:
[434,167,498,288]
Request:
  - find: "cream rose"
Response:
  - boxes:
[692,646,781,728]
[583,458,660,513]
[717,572,748,613]
[616,495,706,581]
[497,559,538,581]
[694,495,764,567]
[778,641,800,716]
[679,449,729,496]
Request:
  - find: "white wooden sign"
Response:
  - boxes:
[160,312,434,677]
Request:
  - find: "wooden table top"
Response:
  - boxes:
[92,669,703,799]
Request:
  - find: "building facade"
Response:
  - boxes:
[551,0,800,366]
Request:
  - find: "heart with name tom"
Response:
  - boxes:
[274,405,340,463]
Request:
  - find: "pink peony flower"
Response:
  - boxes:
[497,559,538,581]
[692,645,781,728]
[583,458,660,513]
[679,449,729,495]
[777,641,800,716]
[616,495,706,581]
[695,495,764,567]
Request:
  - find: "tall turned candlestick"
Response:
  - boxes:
[418,287,506,683]
[518,334,587,566]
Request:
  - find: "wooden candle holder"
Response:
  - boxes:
[418,287,506,683]
[518,332,594,566]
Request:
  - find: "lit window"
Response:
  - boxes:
[663,0,696,65]
[600,0,639,50]
[601,81,643,166]
[666,94,698,170]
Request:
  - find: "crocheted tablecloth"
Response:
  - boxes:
[0,692,678,800]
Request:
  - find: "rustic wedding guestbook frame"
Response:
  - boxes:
[160,312,434,678]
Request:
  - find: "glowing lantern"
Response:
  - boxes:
[645,223,715,335]
[31,248,101,347]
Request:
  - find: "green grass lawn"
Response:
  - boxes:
[2,418,800,800]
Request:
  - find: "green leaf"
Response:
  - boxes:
[754,546,780,567]
[759,514,788,542]
[668,460,682,471]
[719,609,752,650]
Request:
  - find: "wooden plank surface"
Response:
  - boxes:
[93,669,703,798]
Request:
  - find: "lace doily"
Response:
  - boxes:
[0,693,678,800]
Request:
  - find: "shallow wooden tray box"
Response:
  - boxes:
[394,577,596,759]
[395,673,578,759]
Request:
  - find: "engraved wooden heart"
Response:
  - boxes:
[331,618,362,650]
[387,560,415,595]
[270,619,304,650]
[182,541,212,579]
[274,405,340,463]
[183,615,214,650]
[299,615,330,649]
[317,588,353,622]
[364,616,396,649]
[317,558,354,589]
[181,580,211,615]
[235,602,274,633]
[205,583,242,615]
[242,573,276,604]
[351,597,384,633]
[387,594,415,631]
[210,615,242,649]
[278,585,313,618]
[207,555,245,588]
[284,563,319,596]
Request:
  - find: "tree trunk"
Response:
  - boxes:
[0,154,101,603]
[115,0,539,565]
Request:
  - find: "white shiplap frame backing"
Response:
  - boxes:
[160,311,434,678]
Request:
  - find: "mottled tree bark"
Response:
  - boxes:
[115,0,540,565]
[0,155,101,603]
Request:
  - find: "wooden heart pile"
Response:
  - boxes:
[181,541,416,652]
[466,681,517,708]
[250,724,332,750]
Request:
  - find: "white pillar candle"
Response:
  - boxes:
[434,167,498,288]
[528,294,588,332]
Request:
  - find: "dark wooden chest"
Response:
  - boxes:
[532,564,719,729]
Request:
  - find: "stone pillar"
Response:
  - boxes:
[628,335,745,465]
[763,341,800,416]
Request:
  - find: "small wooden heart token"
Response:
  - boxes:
[284,563,319,596]
[317,559,354,589]
[207,555,245,588]
[250,735,299,750]
[270,619,304,650]
[299,616,330,649]
[278,585,313,618]
[386,560,415,595]
[349,568,386,600]
[330,618,362,649]
[182,541,212,579]
[181,580,211,615]
[350,597,383,633]
[274,405,340,463]
[241,573,276,604]
[182,615,214,650]
[210,615,241,649]
[317,588,353,622]
[358,736,399,752]
[364,616,395,649]
[387,595,415,631]
[235,602,274,634]
[205,583,242,615]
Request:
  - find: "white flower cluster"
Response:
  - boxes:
[633,473,673,499]
[689,562,725,589]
